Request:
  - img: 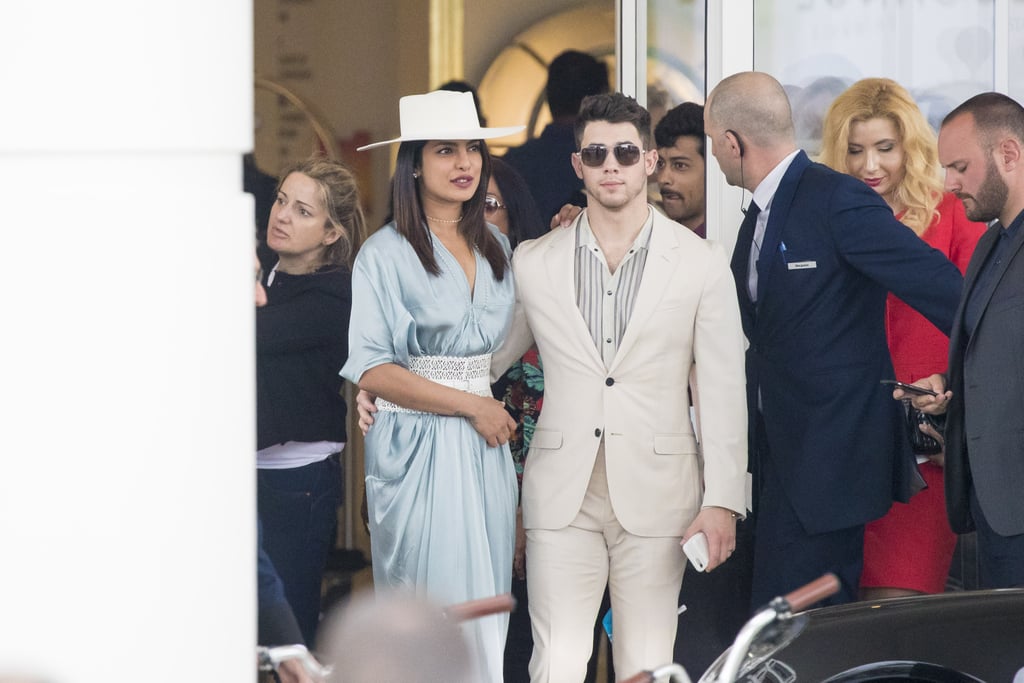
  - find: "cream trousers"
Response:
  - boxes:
[526,443,687,682]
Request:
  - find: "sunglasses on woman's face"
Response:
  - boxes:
[484,194,507,215]
[576,143,645,168]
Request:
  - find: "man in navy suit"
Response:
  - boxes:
[704,72,964,607]
[907,92,1024,588]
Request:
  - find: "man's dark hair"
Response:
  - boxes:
[546,50,610,120]
[654,102,705,158]
[943,91,1024,147]
[574,92,652,149]
[438,79,486,125]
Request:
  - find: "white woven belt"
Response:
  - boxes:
[376,353,492,414]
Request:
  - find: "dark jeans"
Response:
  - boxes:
[258,455,342,646]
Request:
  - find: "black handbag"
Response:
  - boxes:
[902,401,945,455]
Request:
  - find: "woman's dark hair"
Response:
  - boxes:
[489,157,544,250]
[387,139,509,280]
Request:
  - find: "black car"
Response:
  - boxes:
[699,587,1024,683]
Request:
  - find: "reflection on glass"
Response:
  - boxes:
[1012,0,1024,102]
[477,5,616,155]
[648,0,706,112]
[477,1,706,155]
[755,0,996,154]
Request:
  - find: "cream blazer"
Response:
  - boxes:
[492,209,747,537]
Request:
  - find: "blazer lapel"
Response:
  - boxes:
[543,213,605,369]
[967,220,1024,336]
[949,223,999,374]
[609,213,680,373]
[756,151,810,305]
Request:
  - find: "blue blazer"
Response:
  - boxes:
[731,151,963,534]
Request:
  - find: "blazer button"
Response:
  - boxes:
[605,377,615,386]
[594,428,602,437]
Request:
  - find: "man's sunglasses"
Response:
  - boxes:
[576,143,645,168]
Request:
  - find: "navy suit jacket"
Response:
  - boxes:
[944,214,1024,536]
[732,151,963,534]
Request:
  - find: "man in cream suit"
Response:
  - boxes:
[491,93,747,682]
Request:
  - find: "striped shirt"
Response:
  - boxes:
[574,208,654,367]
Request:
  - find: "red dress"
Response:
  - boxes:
[861,193,986,593]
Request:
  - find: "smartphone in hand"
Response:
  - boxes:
[880,379,938,397]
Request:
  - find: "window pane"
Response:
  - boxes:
[754,0,996,154]
[1012,0,1024,102]
[647,0,706,113]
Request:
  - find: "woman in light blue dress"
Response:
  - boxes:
[341,90,523,682]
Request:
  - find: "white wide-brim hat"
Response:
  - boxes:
[357,90,524,151]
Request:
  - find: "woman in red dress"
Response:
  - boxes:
[819,78,986,600]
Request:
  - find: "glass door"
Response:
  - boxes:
[620,0,1015,251]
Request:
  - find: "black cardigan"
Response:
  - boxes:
[256,266,350,450]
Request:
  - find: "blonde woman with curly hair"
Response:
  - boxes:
[820,78,986,600]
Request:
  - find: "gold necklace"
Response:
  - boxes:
[425,214,463,224]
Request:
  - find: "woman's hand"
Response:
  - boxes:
[254,253,267,307]
[920,420,946,467]
[357,364,514,445]
[465,395,517,448]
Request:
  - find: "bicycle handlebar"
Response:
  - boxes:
[442,592,516,622]
[715,573,840,683]
[780,573,840,613]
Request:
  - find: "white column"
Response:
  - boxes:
[705,0,754,253]
[616,0,645,101]
[0,2,255,682]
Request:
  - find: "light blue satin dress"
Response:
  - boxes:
[341,223,517,683]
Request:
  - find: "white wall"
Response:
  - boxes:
[0,2,255,681]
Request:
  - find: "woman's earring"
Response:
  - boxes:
[412,171,420,179]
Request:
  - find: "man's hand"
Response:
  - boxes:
[356,389,377,435]
[549,203,583,231]
[681,506,738,572]
[892,373,951,415]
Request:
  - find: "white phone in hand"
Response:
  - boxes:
[682,532,709,572]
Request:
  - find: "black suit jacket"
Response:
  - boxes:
[732,151,963,534]
[944,214,1024,535]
